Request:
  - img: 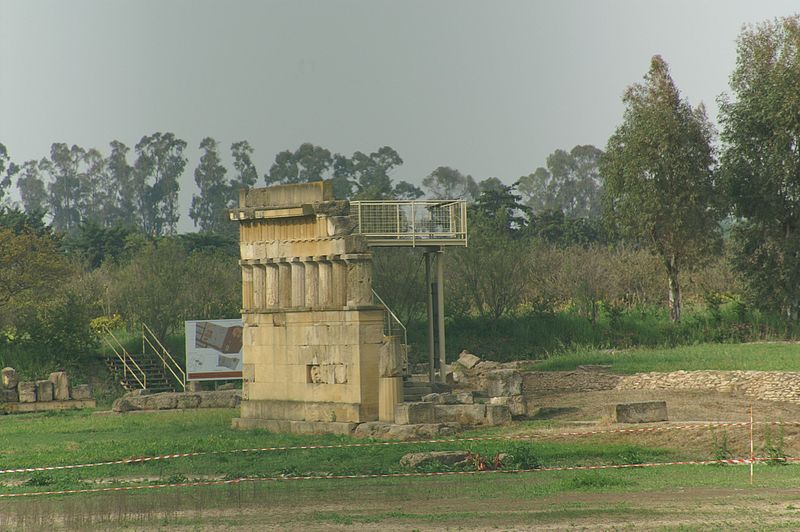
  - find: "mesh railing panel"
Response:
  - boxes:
[350,200,467,246]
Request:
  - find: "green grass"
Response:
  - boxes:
[0,408,684,496]
[1,408,798,528]
[528,342,800,373]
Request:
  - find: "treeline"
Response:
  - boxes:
[5,16,800,368]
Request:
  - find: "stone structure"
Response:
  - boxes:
[229,182,404,434]
[606,401,668,423]
[0,367,95,414]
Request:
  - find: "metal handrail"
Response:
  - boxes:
[142,323,187,391]
[102,327,147,390]
[372,289,408,348]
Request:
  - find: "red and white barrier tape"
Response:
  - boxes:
[0,457,769,499]
[0,421,750,476]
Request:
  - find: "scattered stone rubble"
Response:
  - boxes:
[0,367,94,413]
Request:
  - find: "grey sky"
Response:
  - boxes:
[1,1,798,231]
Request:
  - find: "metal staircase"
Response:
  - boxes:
[103,324,186,393]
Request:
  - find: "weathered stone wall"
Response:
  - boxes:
[522,369,623,396]
[616,370,800,404]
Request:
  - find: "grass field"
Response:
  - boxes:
[528,341,800,373]
[1,407,799,529]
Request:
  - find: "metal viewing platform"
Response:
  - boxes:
[349,200,468,247]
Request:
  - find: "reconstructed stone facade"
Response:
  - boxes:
[230,182,403,433]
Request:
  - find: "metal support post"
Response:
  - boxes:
[436,248,446,384]
[425,251,435,384]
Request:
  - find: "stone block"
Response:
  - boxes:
[457,351,481,369]
[394,402,435,425]
[486,369,522,397]
[606,401,668,423]
[49,371,70,401]
[422,392,458,404]
[0,388,18,402]
[400,451,470,469]
[71,384,92,400]
[36,380,53,402]
[1,367,18,389]
[485,404,512,425]
[379,338,404,378]
[455,392,475,404]
[489,395,527,416]
[433,404,487,425]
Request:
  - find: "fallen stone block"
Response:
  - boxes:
[400,451,470,468]
[394,402,435,425]
[485,404,512,425]
[606,401,668,423]
[2,367,18,389]
[36,380,54,402]
[486,369,522,397]
[433,404,487,425]
[457,351,481,369]
[49,371,70,401]
[489,395,527,416]
[71,384,92,400]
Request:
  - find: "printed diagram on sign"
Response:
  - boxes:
[185,319,244,380]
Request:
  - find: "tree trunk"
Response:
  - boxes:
[666,256,681,322]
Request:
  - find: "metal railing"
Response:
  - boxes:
[142,323,186,392]
[350,200,468,247]
[372,289,408,348]
[102,327,147,390]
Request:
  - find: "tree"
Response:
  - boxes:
[0,228,71,307]
[106,140,136,227]
[422,166,479,200]
[0,143,19,205]
[601,55,720,322]
[473,182,530,232]
[107,239,239,342]
[16,160,47,214]
[190,137,229,232]
[518,145,604,218]
[230,140,258,202]
[77,148,112,226]
[265,143,332,186]
[39,143,87,232]
[340,146,404,199]
[719,16,800,319]
[133,133,187,236]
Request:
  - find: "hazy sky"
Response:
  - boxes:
[1,1,798,231]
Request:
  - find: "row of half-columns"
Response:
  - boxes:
[241,253,372,311]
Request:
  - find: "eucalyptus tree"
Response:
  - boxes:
[133,132,187,236]
[601,55,721,322]
[720,16,800,319]
[190,137,229,232]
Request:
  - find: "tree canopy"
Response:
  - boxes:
[601,55,721,321]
